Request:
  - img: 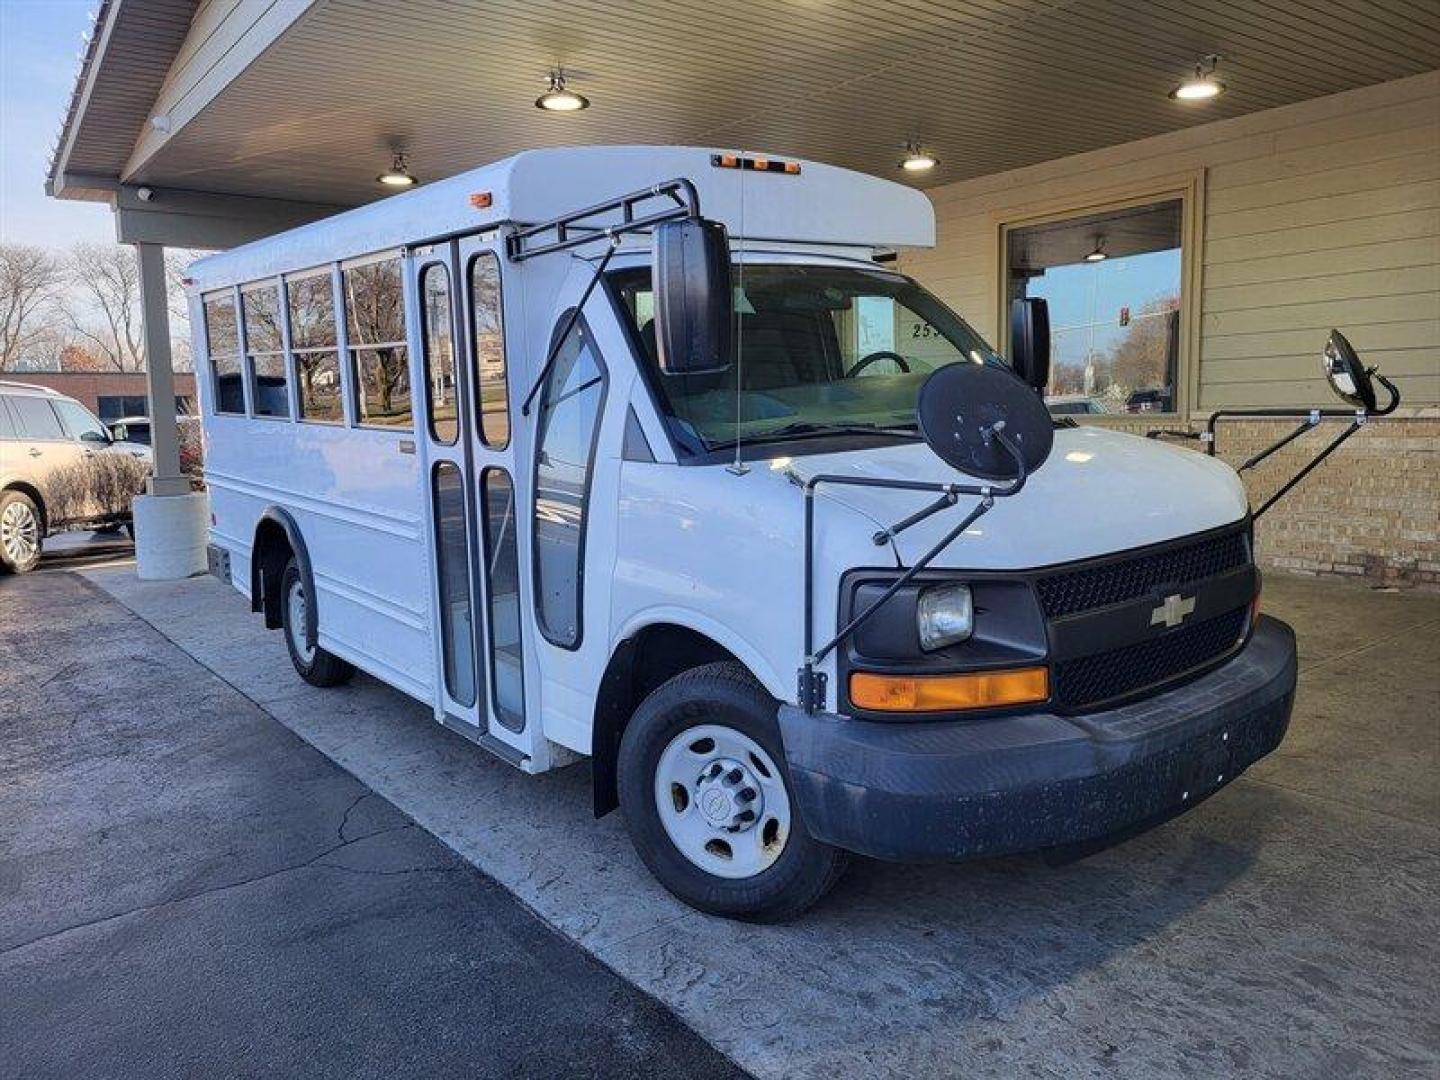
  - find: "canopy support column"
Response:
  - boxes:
[131,240,207,579]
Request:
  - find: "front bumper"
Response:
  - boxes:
[778,615,1297,862]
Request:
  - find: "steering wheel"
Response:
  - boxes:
[845,350,911,378]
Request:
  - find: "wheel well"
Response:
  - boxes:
[250,518,294,630]
[590,623,744,818]
[3,483,47,534]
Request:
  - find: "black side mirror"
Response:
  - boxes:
[1009,297,1050,392]
[1322,328,1378,412]
[653,218,733,375]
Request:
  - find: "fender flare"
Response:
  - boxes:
[251,506,318,649]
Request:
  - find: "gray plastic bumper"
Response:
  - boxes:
[778,615,1298,862]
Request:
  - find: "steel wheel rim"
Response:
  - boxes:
[286,576,315,664]
[654,723,791,880]
[0,502,39,565]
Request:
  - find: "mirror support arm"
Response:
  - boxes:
[797,427,1028,713]
[1253,418,1365,520]
[519,239,619,417]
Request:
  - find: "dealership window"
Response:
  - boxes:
[241,281,291,419]
[343,254,412,430]
[204,291,245,414]
[287,268,344,424]
[1006,198,1184,416]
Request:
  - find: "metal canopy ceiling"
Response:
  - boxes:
[58,0,1440,209]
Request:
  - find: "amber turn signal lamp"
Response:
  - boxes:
[850,667,1049,712]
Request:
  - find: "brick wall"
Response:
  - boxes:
[1106,413,1439,588]
[0,372,198,420]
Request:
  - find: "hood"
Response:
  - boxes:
[789,426,1247,569]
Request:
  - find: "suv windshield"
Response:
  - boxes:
[609,263,1007,453]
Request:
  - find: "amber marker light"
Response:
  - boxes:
[850,667,1049,712]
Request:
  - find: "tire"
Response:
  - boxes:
[280,557,354,687]
[0,490,44,574]
[618,661,849,922]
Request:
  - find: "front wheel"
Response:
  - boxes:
[618,661,848,922]
[280,557,354,687]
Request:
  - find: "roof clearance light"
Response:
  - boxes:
[536,71,590,112]
[900,143,938,172]
[377,152,417,188]
[469,191,493,210]
[1171,55,1226,102]
[711,154,801,175]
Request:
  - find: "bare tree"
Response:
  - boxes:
[0,243,64,371]
[64,242,146,372]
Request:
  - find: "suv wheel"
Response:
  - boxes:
[618,661,849,922]
[280,557,354,687]
[0,491,43,573]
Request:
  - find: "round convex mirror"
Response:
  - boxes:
[1322,328,1377,412]
[916,363,1054,481]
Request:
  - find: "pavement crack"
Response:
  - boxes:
[0,824,413,959]
[337,791,374,843]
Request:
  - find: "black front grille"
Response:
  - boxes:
[1037,528,1249,619]
[1054,607,1248,710]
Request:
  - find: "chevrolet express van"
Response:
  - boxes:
[189,147,1304,921]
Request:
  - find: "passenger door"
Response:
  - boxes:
[52,398,138,520]
[410,242,486,735]
[457,236,529,756]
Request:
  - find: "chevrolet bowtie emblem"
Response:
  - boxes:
[1151,593,1196,629]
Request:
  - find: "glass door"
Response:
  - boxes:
[457,235,528,746]
[411,242,486,734]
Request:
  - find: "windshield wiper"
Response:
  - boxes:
[732,421,923,447]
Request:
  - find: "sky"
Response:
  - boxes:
[0,0,113,250]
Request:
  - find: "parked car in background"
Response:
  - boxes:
[109,415,206,483]
[1126,387,1174,413]
[1046,395,1109,416]
[0,381,152,572]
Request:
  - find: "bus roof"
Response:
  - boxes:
[187,145,935,290]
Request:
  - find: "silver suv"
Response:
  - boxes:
[0,382,152,572]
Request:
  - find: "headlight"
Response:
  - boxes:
[917,583,973,651]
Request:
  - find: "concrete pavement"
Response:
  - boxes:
[68,565,1440,1079]
[0,572,746,1080]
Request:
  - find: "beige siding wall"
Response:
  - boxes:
[905,72,1439,588]
[904,70,1440,412]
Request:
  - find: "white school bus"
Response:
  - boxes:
[190,146,1304,921]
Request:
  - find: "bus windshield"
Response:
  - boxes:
[609,263,1008,454]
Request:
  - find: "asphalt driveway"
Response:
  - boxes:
[0,572,745,1080]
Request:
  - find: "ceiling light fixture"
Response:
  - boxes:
[536,71,590,112]
[1170,54,1225,102]
[900,143,938,172]
[376,151,417,188]
[1084,236,1108,263]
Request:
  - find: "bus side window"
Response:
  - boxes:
[343,255,412,430]
[242,281,290,419]
[533,313,607,650]
[204,291,245,415]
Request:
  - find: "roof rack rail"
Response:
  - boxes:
[0,379,62,394]
[507,178,700,262]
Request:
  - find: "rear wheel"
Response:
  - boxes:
[618,661,848,922]
[280,557,354,687]
[0,491,43,574]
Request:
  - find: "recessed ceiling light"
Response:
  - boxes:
[1084,236,1107,262]
[900,143,937,172]
[376,152,417,188]
[536,71,589,112]
[1171,54,1225,102]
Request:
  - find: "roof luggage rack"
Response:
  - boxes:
[507,178,700,262]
